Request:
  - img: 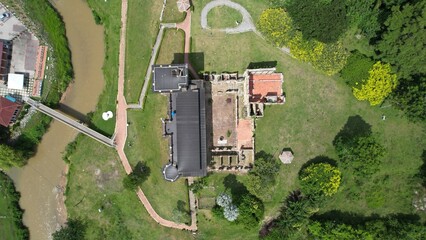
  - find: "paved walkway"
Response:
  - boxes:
[114,0,197,231]
[176,10,199,78]
[200,0,258,34]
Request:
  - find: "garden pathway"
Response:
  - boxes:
[200,0,259,34]
[114,0,197,231]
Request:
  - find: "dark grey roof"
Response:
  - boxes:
[174,90,207,177]
[152,64,189,92]
[163,163,179,182]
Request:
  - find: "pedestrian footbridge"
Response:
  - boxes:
[23,97,115,147]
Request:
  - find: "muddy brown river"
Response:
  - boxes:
[8,0,105,239]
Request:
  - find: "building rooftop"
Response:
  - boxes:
[152,64,189,92]
[7,73,24,90]
[0,96,21,126]
[174,90,207,177]
[249,73,283,102]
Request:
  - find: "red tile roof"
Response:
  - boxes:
[0,97,21,127]
[249,73,283,102]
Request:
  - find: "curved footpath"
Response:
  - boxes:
[200,0,257,34]
[114,0,197,231]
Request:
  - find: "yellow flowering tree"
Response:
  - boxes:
[353,61,398,106]
[258,8,348,75]
[300,163,341,197]
[257,8,295,47]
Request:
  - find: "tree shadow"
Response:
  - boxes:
[299,155,338,176]
[311,210,421,226]
[133,161,151,183]
[419,150,426,187]
[333,115,372,146]
[175,52,205,76]
[176,200,189,214]
[58,103,89,123]
[255,150,276,160]
[223,174,249,205]
[247,61,278,69]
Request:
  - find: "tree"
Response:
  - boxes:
[299,163,341,197]
[376,1,426,79]
[237,194,264,228]
[257,8,295,47]
[345,0,380,39]
[285,0,348,43]
[0,144,25,169]
[52,219,86,240]
[390,75,426,121]
[122,161,150,190]
[189,177,207,194]
[353,61,398,106]
[216,193,232,207]
[224,204,239,222]
[246,154,280,200]
[334,135,385,176]
[340,51,375,87]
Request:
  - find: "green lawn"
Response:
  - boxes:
[156,29,185,64]
[65,136,191,239]
[124,0,163,103]
[162,1,186,23]
[191,0,426,234]
[207,6,243,29]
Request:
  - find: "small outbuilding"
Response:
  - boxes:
[279,150,294,164]
[177,0,191,12]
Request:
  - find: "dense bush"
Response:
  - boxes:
[334,135,386,176]
[258,8,348,75]
[299,163,341,197]
[352,61,398,106]
[340,51,374,87]
[390,75,426,122]
[308,218,426,239]
[0,144,25,169]
[345,0,380,40]
[52,219,86,240]
[237,194,264,228]
[285,0,348,43]
[0,172,29,239]
[246,153,280,200]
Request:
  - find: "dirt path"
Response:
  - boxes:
[114,0,197,231]
[200,0,258,34]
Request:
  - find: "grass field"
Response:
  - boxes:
[124,0,163,103]
[162,1,186,23]
[207,6,243,29]
[191,0,426,234]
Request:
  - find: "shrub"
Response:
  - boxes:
[340,51,374,87]
[299,163,341,197]
[353,61,398,106]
